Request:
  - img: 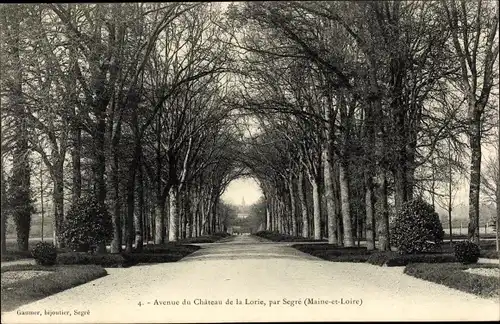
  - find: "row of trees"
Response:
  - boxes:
[1,3,244,253]
[0,1,498,254]
[227,1,499,249]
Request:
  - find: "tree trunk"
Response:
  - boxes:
[265,193,271,231]
[496,115,499,252]
[201,195,207,235]
[365,176,375,250]
[332,162,343,245]
[71,103,81,204]
[94,117,107,206]
[10,10,31,252]
[211,198,218,233]
[468,110,481,244]
[288,174,298,236]
[184,186,192,238]
[298,171,309,238]
[1,165,7,253]
[134,160,144,252]
[448,144,453,244]
[277,198,284,233]
[376,170,390,251]
[274,197,279,232]
[53,173,64,248]
[323,148,337,244]
[311,178,322,240]
[110,138,122,253]
[168,185,179,241]
[154,193,166,244]
[94,115,107,254]
[124,156,137,253]
[339,162,354,247]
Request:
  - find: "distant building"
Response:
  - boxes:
[237,197,250,218]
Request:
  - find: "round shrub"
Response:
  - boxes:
[390,198,444,254]
[454,241,480,264]
[31,242,57,266]
[60,195,112,252]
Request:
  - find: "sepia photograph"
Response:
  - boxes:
[0,1,499,323]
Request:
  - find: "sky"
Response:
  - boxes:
[221,177,262,206]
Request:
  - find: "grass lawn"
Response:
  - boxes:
[1,264,107,312]
[404,263,500,299]
[254,231,326,242]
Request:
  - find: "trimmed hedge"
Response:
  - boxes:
[481,250,500,259]
[292,244,458,267]
[56,244,201,267]
[122,253,186,264]
[57,252,127,267]
[404,263,499,298]
[178,232,231,244]
[1,250,33,262]
[254,231,326,242]
[367,252,457,267]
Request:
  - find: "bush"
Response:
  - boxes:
[31,242,57,266]
[454,241,481,264]
[59,195,113,252]
[391,198,444,254]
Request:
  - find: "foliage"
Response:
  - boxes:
[31,242,57,266]
[1,264,107,312]
[59,195,113,252]
[404,263,499,299]
[454,241,481,264]
[390,199,445,254]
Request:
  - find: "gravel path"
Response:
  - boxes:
[2,235,499,323]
